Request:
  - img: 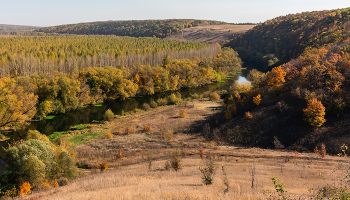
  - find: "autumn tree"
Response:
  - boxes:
[0,77,37,128]
[303,98,326,127]
[267,66,287,87]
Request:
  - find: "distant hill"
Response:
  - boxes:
[225,7,350,71]
[0,24,40,31]
[166,24,255,45]
[36,19,227,38]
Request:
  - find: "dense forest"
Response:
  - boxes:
[36,19,227,38]
[226,7,350,71]
[0,35,220,77]
[0,45,241,127]
[217,7,350,156]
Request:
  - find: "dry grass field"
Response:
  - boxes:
[166,25,255,44]
[17,100,349,200]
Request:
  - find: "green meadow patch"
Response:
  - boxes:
[218,80,225,83]
[69,132,103,147]
[48,131,71,140]
[71,124,88,130]
[95,104,103,107]
[45,115,56,120]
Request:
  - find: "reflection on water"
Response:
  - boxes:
[237,76,250,84]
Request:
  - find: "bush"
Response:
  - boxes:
[125,126,136,134]
[144,125,152,132]
[19,182,31,196]
[203,91,211,98]
[164,130,173,141]
[199,154,216,185]
[191,93,199,99]
[180,109,187,118]
[57,151,78,178]
[142,103,151,111]
[103,131,114,139]
[99,162,108,171]
[56,177,68,186]
[157,98,168,106]
[253,94,261,105]
[150,101,158,108]
[209,92,220,100]
[104,109,114,121]
[170,149,181,171]
[245,112,253,119]
[26,130,49,142]
[167,93,182,104]
[5,140,56,186]
[303,98,326,127]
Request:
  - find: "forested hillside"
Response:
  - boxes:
[226,7,350,71]
[217,7,350,155]
[36,19,227,38]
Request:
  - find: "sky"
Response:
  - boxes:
[1,0,349,27]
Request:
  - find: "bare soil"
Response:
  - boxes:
[166,25,255,44]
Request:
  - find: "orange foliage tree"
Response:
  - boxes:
[267,66,287,87]
[303,98,326,127]
[253,94,261,105]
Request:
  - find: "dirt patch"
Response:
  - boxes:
[166,25,255,44]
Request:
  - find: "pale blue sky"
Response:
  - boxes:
[1,0,349,27]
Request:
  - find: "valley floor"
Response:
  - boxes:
[18,100,348,200]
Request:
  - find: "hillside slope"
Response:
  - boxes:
[218,7,350,155]
[36,19,227,38]
[166,24,255,45]
[226,7,350,71]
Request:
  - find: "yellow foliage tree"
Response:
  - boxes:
[303,98,326,127]
[19,182,31,196]
[253,94,261,105]
[267,66,287,87]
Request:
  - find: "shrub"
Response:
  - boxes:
[142,103,151,111]
[199,154,216,185]
[225,110,232,121]
[19,182,31,196]
[314,143,327,158]
[144,125,152,132]
[164,130,173,141]
[126,126,136,134]
[203,91,211,98]
[191,93,199,99]
[26,130,49,142]
[209,92,220,100]
[99,162,108,171]
[170,149,181,171]
[150,101,158,108]
[52,180,59,187]
[157,98,168,106]
[253,94,261,105]
[103,131,114,139]
[5,140,56,186]
[56,177,68,186]
[164,161,170,170]
[57,150,78,178]
[180,109,187,118]
[245,112,253,119]
[168,93,181,104]
[303,98,326,127]
[104,109,114,121]
[199,148,205,159]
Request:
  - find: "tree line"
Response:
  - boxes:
[36,19,227,38]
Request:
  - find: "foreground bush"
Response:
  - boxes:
[5,139,78,187]
[170,149,181,171]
